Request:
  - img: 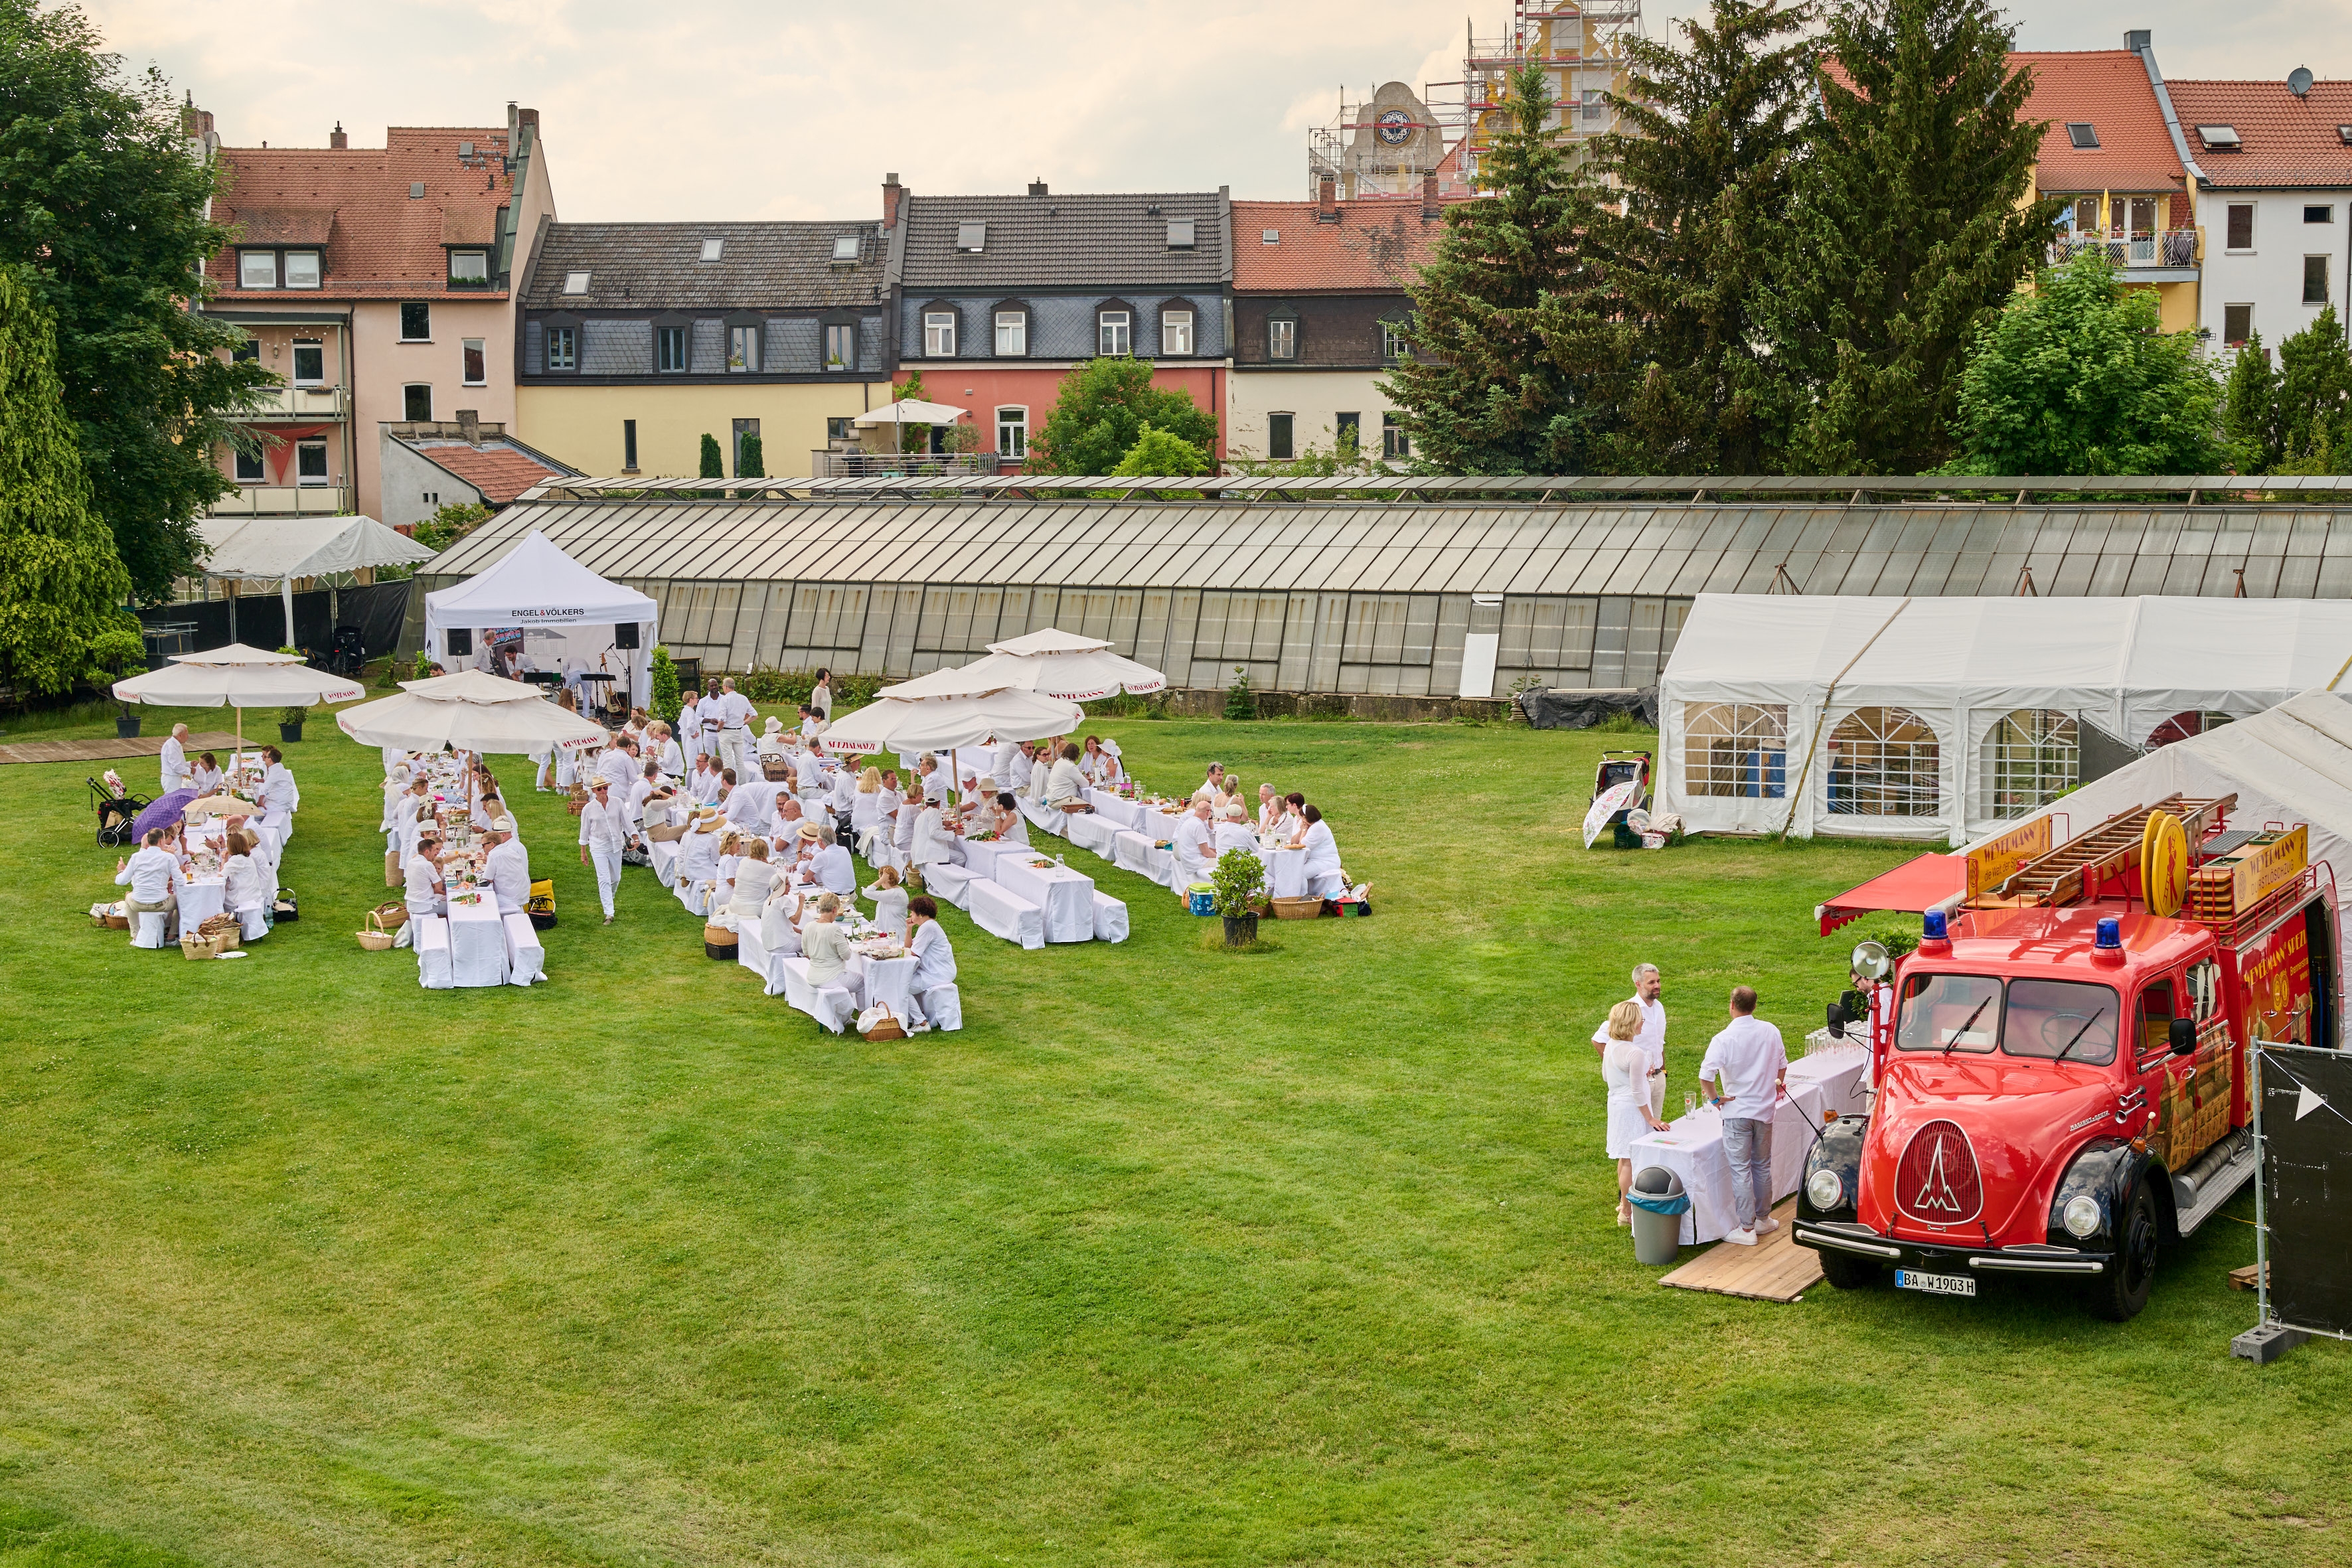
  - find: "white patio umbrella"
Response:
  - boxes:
[879,627,1166,704]
[335,668,609,756]
[851,399,970,430]
[817,687,1083,757]
[112,641,366,757]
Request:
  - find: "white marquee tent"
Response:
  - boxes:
[1657,595,2352,842]
[197,514,434,644]
[424,530,658,708]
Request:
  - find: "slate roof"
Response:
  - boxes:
[208,127,514,298]
[899,191,1227,292]
[518,222,888,311]
[2165,78,2352,188]
[2011,51,2186,195]
[1231,197,1460,293]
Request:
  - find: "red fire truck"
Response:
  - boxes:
[1796,795,2337,1320]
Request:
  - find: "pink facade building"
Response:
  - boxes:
[197,106,556,523]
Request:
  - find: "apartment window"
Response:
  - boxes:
[447,250,488,283]
[657,325,688,372]
[727,323,758,372]
[232,336,259,363]
[826,417,856,442]
[830,235,859,262]
[823,322,856,372]
[400,301,431,341]
[732,417,760,475]
[2227,204,2254,250]
[1267,316,1297,360]
[994,309,1027,355]
[2306,255,2331,305]
[1267,412,1294,461]
[2308,205,2335,224]
[295,439,329,485]
[545,325,577,370]
[924,310,957,356]
[1381,412,1409,459]
[996,406,1027,459]
[232,445,265,482]
[1335,411,1362,453]
[284,250,321,289]
[956,221,986,253]
[403,384,433,421]
[2223,304,2253,347]
[2065,122,2099,149]
[1162,309,1194,356]
[291,340,324,385]
[700,237,724,261]
[623,418,638,471]
[1098,309,1131,356]
[563,272,591,294]
[238,251,276,289]
[1381,321,1409,360]
[461,338,485,385]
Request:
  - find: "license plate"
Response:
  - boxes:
[1895,1269,1977,1297]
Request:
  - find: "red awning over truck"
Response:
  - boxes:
[1818,853,1966,937]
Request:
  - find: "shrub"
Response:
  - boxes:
[730,667,884,710]
[1210,847,1265,917]
[649,645,682,725]
[1224,665,1255,721]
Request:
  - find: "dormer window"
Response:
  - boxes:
[238,251,277,289]
[2198,125,2240,149]
[726,320,760,373]
[563,271,590,294]
[1267,311,1298,361]
[283,250,321,289]
[831,235,860,261]
[923,309,957,357]
[1166,218,1196,250]
[2065,122,2099,149]
[447,249,488,284]
[700,238,723,261]
[956,221,986,252]
[1097,305,1132,357]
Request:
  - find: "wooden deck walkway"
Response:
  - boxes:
[0,732,240,767]
[1658,1199,1823,1303]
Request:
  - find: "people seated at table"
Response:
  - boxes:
[890,787,922,870]
[484,817,530,917]
[1194,761,1226,803]
[793,738,826,799]
[1294,805,1346,898]
[1214,803,1257,854]
[912,791,960,872]
[801,821,858,896]
[1079,736,1118,783]
[678,810,723,905]
[115,827,185,934]
[190,751,223,798]
[1256,783,1282,834]
[256,745,297,848]
[628,757,672,839]
[1277,791,1306,839]
[916,751,951,806]
[907,896,957,1026]
[852,766,884,842]
[686,753,723,805]
[721,767,766,835]
[992,738,1030,794]
[1172,798,1217,876]
[803,892,857,992]
[757,716,787,762]
[1046,743,1092,812]
[864,865,909,939]
[403,824,447,928]
[726,838,775,921]
[981,791,1028,846]
[222,828,268,938]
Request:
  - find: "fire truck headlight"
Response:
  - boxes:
[2063,1195,2102,1239]
[1807,1169,1844,1211]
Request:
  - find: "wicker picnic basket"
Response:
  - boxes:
[370,898,410,930]
[101,907,131,930]
[704,923,739,959]
[356,910,398,951]
[761,759,791,782]
[181,915,243,959]
[1271,895,1324,920]
[567,784,589,817]
[859,1001,908,1042]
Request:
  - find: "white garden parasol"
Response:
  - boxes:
[878,627,1166,703]
[817,687,1083,757]
[335,668,609,756]
[112,642,366,757]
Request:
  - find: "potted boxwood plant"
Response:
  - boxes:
[1212,846,1266,947]
[277,704,309,742]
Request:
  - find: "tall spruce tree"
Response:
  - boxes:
[1386,64,1617,474]
[0,268,143,695]
[698,433,724,477]
[2273,306,2352,471]
[1595,0,1813,475]
[2221,335,2282,472]
[1761,0,2055,473]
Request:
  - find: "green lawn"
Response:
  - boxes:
[0,704,2342,1567]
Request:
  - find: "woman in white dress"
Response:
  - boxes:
[864,864,909,939]
[851,765,884,845]
[1603,1000,1672,1225]
[1292,805,1346,900]
[726,838,775,921]
[222,828,269,941]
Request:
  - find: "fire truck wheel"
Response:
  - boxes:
[1818,1251,1881,1291]
[2088,1184,2159,1322]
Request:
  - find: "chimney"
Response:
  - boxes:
[1028,179,1049,197]
[882,172,903,230]
[1317,173,1338,222]
[456,409,480,446]
[2125,29,2151,52]
[1421,171,1440,221]
[329,121,347,149]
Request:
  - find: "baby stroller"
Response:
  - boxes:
[91,777,150,847]
[1590,751,1653,850]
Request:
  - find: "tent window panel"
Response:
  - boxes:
[1110,590,1142,657]
[1251,593,1289,663]
[728,584,773,669]
[1683,702,1788,799]
[1982,710,2078,818]
[2146,710,2234,750]
[1403,595,1437,666]
[1827,706,1940,817]
[914,586,955,653]
[1196,593,1231,665]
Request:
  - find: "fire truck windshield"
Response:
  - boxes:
[1895,974,2120,1065]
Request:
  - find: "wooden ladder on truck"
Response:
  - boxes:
[1982,794,2236,907]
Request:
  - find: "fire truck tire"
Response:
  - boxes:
[2088,1184,2159,1322]
[1818,1251,1881,1291]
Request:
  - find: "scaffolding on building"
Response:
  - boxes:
[1435,0,1643,189]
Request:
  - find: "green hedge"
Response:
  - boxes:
[723,667,886,709]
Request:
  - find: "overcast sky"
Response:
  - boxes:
[84,0,2352,222]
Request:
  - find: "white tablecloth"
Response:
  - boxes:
[1063,811,1118,856]
[1018,797,1060,836]
[501,911,545,985]
[1786,1044,1872,1118]
[179,877,226,929]
[1136,805,1184,842]
[1091,891,1129,943]
[922,862,977,909]
[1114,830,1183,892]
[1258,846,1306,899]
[967,877,1046,949]
[736,921,788,995]
[960,840,1026,882]
[852,951,916,1023]
[1086,790,1142,830]
[416,915,453,989]
[1625,1083,1828,1245]
[650,836,680,888]
[445,897,510,988]
[994,856,1096,943]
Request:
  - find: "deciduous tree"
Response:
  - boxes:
[1030,357,1216,475]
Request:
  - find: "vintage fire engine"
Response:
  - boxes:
[1796,795,2337,1320]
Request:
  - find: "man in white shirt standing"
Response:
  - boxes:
[1698,986,1789,1247]
[159,723,191,795]
[1591,962,1670,1119]
[714,677,755,780]
[484,817,531,917]
[578,777,627,924]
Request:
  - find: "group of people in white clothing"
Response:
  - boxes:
[110,807,277,945]
[383,748,535,945]
[1595,965,1788,1244]
[157,724,299,852]
[1159,763,1348,899]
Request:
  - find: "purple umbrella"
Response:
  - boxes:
[132,789,199,841]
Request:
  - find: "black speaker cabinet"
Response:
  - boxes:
[615,623,641,650]
[447,628,473,657]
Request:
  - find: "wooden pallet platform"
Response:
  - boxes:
[1658,1199,1822,1303]
[0,732,240,767]
[2228,1261,2268,1292]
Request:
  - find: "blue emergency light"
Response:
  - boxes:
[1922,909,1948,941]
[2096,917,2122,950]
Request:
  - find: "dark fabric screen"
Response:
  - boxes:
[2258,1045,2352,1337]
[1517,686,1659,730]
[138,580,412,659]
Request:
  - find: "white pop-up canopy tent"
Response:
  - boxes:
[1656,595,2352,843]
[424,530,657,708]
[198,515,434,645]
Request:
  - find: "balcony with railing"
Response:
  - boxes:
[206,485,354,517]
[809,450,1006,479]
[234,384,351,421]
[2049,228,2201,272]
